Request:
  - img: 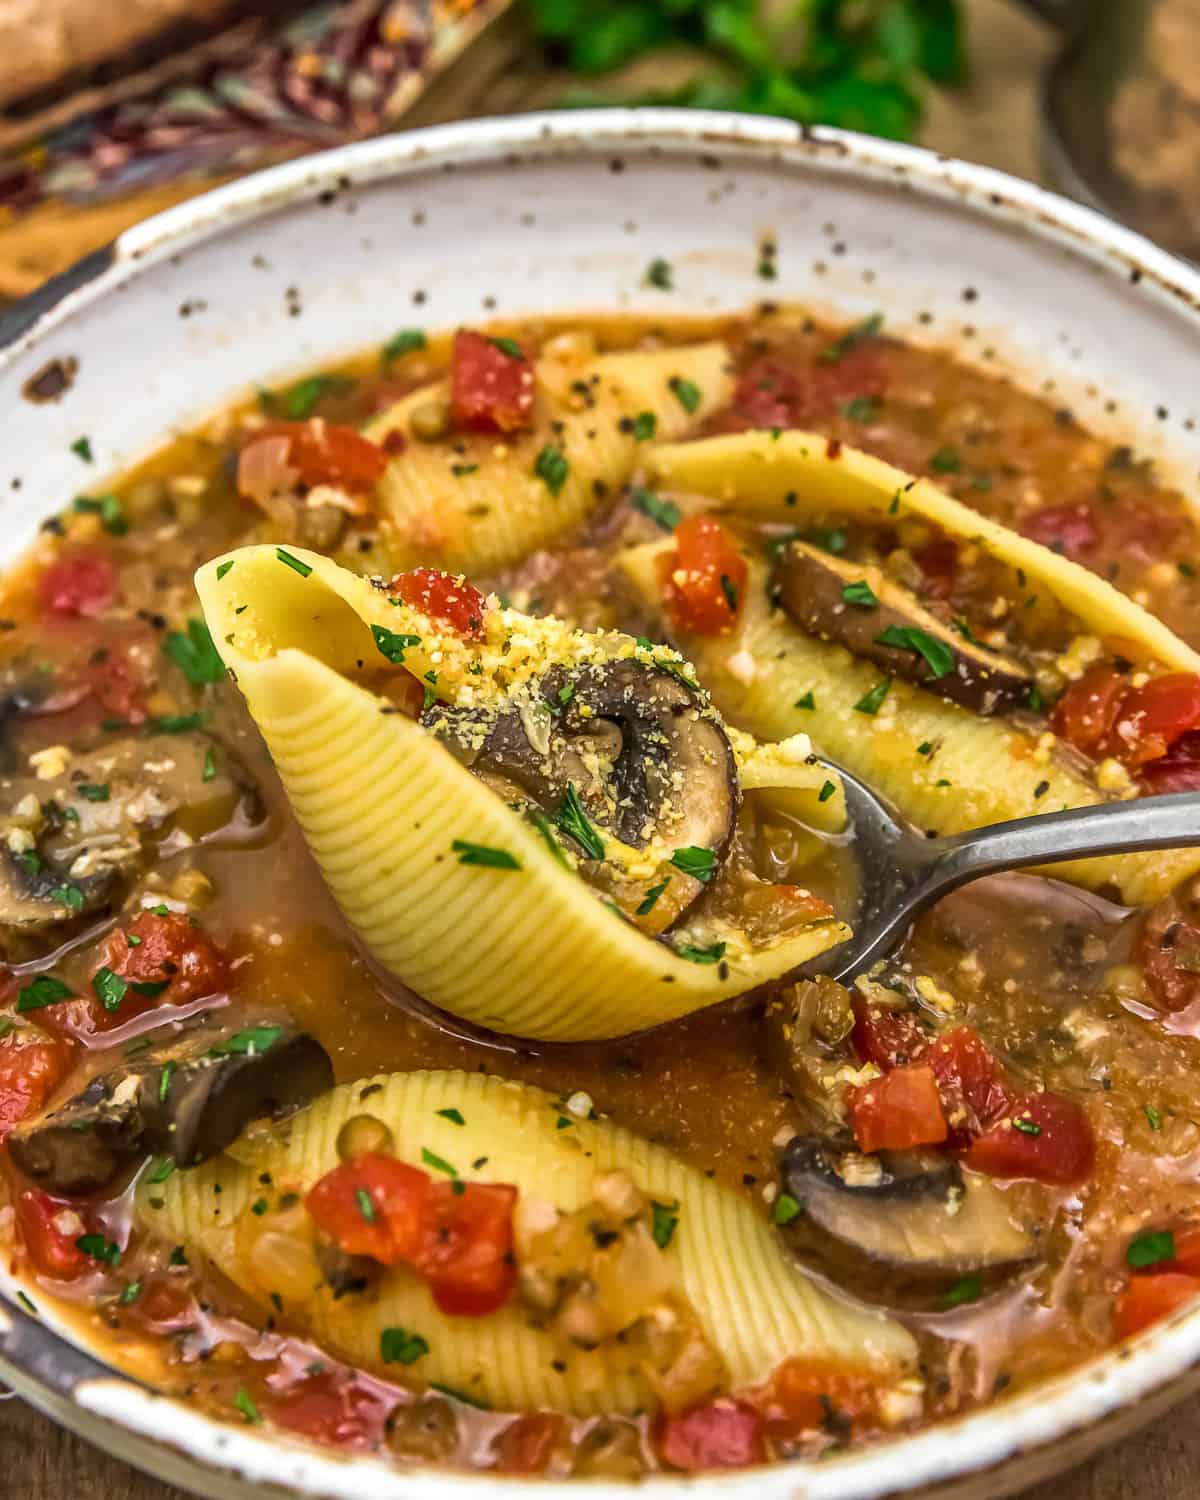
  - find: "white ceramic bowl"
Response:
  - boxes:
[2,108,1200,1500]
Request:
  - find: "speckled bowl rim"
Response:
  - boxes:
[2,108,1200,1500]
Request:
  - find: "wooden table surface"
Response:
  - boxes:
[6,1,1198,1496]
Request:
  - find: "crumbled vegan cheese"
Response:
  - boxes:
[28,745,71,780]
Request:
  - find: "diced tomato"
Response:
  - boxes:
[306,1152,432,1264]
[754,1359,879,1441]
[714,342,886,433]
[849,1064,948,1154]
[913,537,959,602]
[390,568,487,639]
[851,1000,929,1071]
[1140,731,1200,794]
[1020,503,1098,559]
[130,1277,196,1330]
[0,1028,74,1139]
[1051,664,1128,759]
[269,1371,383,1449]
[450,330,535,434]
[1136,897,1200,1013]
[962,1091,1094,1186]
[14,1190,90,1279]
[1110,673,1200,767]
[492,1413,566,1474]
[90,910,231,1029]
[37,550,116,618]
[659,1399,766,1472]
[1114,1272,1200,1340]
[658,515,748,636]
[81,644,147,723]
[257,420,387,494]
[1169,1225,1200,1276]
[927,1026,1011,1149]
[417,1181,518,1317]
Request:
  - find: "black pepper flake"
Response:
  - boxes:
[1033,780,1050,799]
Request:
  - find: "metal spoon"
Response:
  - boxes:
[810,763,1200,983]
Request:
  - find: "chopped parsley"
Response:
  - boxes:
[795,691,816,710]
[234,1389,262,1424]
[92,966,128,1013]
[74,493,127,535]
[1012,1115,1042,1137]
[841,395,881,422]
[283,374,351,420]
[118,1281,143,1305]
[1146,1104,1163,1132]
[421,1147,458,1177]
[668,376,701,414]
[251,1198,268,1216]
[854,678,891,715]
[818,780,836,803]
[557,784,605,861]
[211,1025,283,1057]
[78,783,110,802]
[16,974,74,1012]
[71,436,94,463]
[632,411,657,441]
[673,940,726,965]
[275,547,312,578]
[381,1327,430,1365]
[842,579,878,608]
[437,1108,466,1126]
[356,1188,377,1223]
[529,809,570,867]
[146,1157,176,1185]
[772,1193,803,1225]
[930,446,961,474]
[49,884,84,913]
[533,444,569,495]
[169,1244,188,1266]
[370,624,422,664]
[382,328,427,362]
[808,527,848,555]
[670,846,715,883]
[429,1382,490,1410]
[1026,684,1045,714]
[941,1273,983,1308]
[164,618,226,685]
[818,313,883,364]
[451,840,521,871]
[215,559,235,581]
[645,258,674,290]
[152,712,207,734]
[876,624,955,679]
[1127,1229,1175,1269]
[629,486,680,531]
[76,1233,121,1265]
[720,573,739,612]
[202,746,218,783]
[651,1200,679,1249]
[636,879,670,916]
[159,1061,176,1102]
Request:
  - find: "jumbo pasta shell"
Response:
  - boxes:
[195,546,848,1041]
[647,430,1200,672]
[362,342,733,573]
[138,1069,917,1415]
[620,542,1200,905]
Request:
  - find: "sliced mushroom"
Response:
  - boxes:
[427,659,739,931]
[779,1133,1037,1307]
[0,732,262,962]
[7,1022,332,1194]
[773,541,1034,715]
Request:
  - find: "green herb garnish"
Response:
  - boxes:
[841,395,881,422]
[451,840,521,871]
[211,1025,283,1057]
[92,967,128,1013]
[382,328,427,362]
[557,784,605,861]
[1127,1230,1175,1269]
[429,1382,490,1410]
[276,547,312,578]
[632,411,657,441]
[119,1281,142,1305]
[356,1188,377,1223]
[234,1389,261,1424]
[164,618,225,685]
[1146,1105,1163,1132]
[645,258,674,290]
[772,1193,803,1225]
[152,712,207,734]
[1012,1115,1042,1137]
[74,493,127,535]
[795,691,816,710]
[371,624,422,664]
[489,336,524,360]
[284,374,350,420]
[421,1147,458,1177]
[636,879,670,916]
[146,1157,176,1185]
[76,1233,121,1265]
[818,780,836,803]
[629,486,680,531]
[16,974,74,1012]
[669,846,715,883]
[381,1327,430,1365]
[720,573,739,611]
[842,579,878,608]
[533,444,569,495]
[819,314,883,364]
[941,1273,983,1308]
[71,437,93,463]
[854,678,891,715]
[215,560,235,581]
[930,446,961,473]
[651,1201,679,1249]
[876,624,955,679]
[49,884,84,912]
[78,783,110,802]
[668,376,701,414]
[674,940,726,965]
[437,1108,466,1126]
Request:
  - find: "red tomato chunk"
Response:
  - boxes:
[37,551,116,617]
[963,1091,1094,1187]
[492,1413,566,1474]
[849,1064,948,1153]
[1020,503,1098,559]
[390,568,487,639]
[1136,897,1200,1013]
[91,910,232,1028]
[450,330,535,434]
[0,1029,74,1139]
[1052,665,1200,769]
[658,1399,766,1471]
[306,1153,517,1317]
[15,1190,91,1279]
[258,420,387,494]
[1115,1272,1200,1340]
[658,516,748,636]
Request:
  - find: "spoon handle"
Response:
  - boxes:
[933,791,1200,894]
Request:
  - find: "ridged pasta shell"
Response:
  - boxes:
[362,343,733,574]
[195,546,848,1041]
[619,541,1200,905]
[649,431,1200,672]
[138,1069,917,1415]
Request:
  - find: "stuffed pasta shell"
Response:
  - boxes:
[618,433,1200,904]
[195,546,850,1041]
[137,1068,918,1417]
